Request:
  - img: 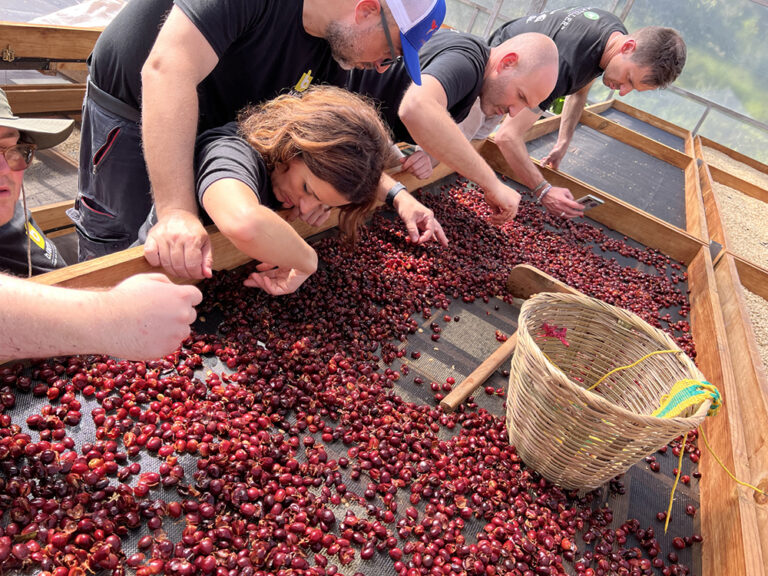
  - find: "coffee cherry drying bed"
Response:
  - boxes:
[1,173,710,576]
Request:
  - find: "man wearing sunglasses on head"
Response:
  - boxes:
[0,88,202,362]
[69,0,447,281]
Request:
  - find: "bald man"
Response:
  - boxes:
[348,30,558,223]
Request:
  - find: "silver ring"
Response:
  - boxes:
[560,211,566,217]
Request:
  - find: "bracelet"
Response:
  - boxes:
[532,180,549,194]
[536,184,553,203]
[385,182,406,207]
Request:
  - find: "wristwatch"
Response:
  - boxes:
[385,182,406,207]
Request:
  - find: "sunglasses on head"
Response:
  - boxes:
[0,143,36,171]
[379,8,402,68]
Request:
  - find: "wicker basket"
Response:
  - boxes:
[506,292,711,490]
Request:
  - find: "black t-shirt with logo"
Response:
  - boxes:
[0,202,66,276]
[489,6,626,111]
[347,29,490,144]
[90,0,346,132]
[194,122,279,224]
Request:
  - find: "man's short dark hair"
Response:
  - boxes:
[630,27,686,88]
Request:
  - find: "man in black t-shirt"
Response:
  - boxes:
[69,0,447,278]
[347,29,558,224]
[0,88,72,277]
[488,7,686,219]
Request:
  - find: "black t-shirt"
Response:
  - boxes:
[347,29,489,144]
[194,122,279,223]
[90,0,346,132]
[0,202,66,276]
[489,6,626,111]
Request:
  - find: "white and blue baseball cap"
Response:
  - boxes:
[388,0,446,85]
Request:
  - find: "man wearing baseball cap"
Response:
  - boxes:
[0,88,203,362]
[69,0,447,281]
[0,87,73,276]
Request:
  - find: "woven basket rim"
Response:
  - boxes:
[516,292,711,425]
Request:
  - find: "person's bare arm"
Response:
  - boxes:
[141,6,219,279]
[494,107,583,219]
[399,77,520,224]
[202,178,318,290]
[0,273,201,362]
[541,82,592,170]
[378,172,448,246]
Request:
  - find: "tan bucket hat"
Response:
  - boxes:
[0,88,74,150]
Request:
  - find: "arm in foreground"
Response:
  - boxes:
[0,273,202,362]
[494,108,584,219]
[541,82,592,170]
[202,178,318,295]
[141,6,220,279]
[399,77,521,224]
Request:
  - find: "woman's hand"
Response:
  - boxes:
[243,262,313,295]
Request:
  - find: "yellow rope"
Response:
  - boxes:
[586,350,684,391]
[664,432,687,534]
[699,427,766,495]
[541,342,764,505]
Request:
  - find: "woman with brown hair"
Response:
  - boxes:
[189,85,395,295]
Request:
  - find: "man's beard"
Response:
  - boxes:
[326,21,357,70]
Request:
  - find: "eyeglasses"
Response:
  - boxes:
[0,143,36,171]
[379,7,401,68]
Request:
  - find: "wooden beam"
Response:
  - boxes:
[523,114,561,142]
[712,253,768,573]
[733,255,768,302]
[31,200,75,234]
[583,99,615,115]
[478,139,705,264]
[580,109,690,169]
[4,86,85,114]
[31,166,450,289]
[611,99,690,139]
[688,247,767,576]
[684,158,709,241]
[698,158,728,250]
[0,21,101,62]
[708,164,768,204]
[700,135,768,176]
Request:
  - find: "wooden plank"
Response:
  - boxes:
[712,254,768,572]
[30,200,75,233]
[498,100,614,143]
[688,247,767,576]
[583,99,615,115]
[478,139,705,264]
[709,164,768,203]
[3,86,84,114]
[2,83,80,91]
[684,158,709,241]
[504,263,580,299]
[733,255,768,302]
[523,114,561,142]
[700,135,768,176]
[611,99,689,139]
[31,216,333,289]
[31,168,447,288]
[698,159,728,250]
[0,21,101,62]
[580,109,690,169]
[685,133,695,159]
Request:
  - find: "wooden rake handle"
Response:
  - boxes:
[440,331,518,412]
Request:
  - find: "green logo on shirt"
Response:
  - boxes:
[583,11,600,20]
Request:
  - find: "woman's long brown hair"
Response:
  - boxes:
[239,86,396,241]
